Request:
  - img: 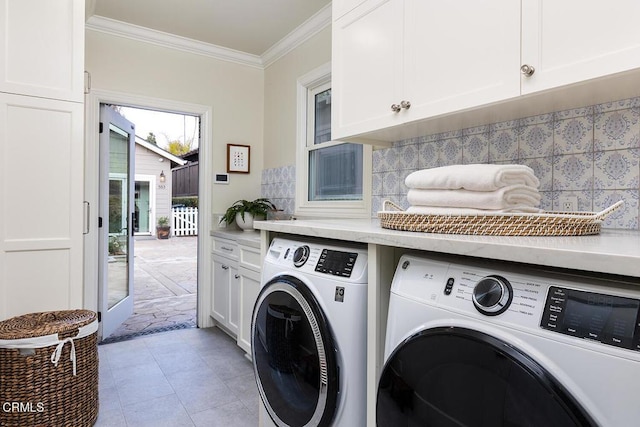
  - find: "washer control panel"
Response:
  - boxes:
[392,254,640,352]
[266,238,367,283]
[541,286,640,352]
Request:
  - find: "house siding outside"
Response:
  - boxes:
[135,144,173,233]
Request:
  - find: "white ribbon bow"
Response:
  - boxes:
[50,337,77,376]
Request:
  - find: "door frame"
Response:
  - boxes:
[134,174,157,236]
[84,89,215,336]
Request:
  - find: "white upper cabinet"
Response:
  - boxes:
[521,0,640,94]
[403,1,520,125]
[0,0,84,102]
[332,0,520,141]
[332,0,640,142]
[332,0,405,140]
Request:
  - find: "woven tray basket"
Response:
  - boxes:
[378,200,623,236]
[0,310,98,427]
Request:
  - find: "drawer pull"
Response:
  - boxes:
[221,264,229,270]
[221,246,234,252]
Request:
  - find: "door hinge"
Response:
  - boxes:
[98,216,103,228]
[99,122,103,134]
[97,312,102,322]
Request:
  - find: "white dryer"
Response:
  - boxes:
[378,253,640,426]
[252,237,368,427]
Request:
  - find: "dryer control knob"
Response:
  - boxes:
[472,275,512,316]
[293,245,310,267]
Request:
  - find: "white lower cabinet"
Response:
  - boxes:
[237,243,262,357]
[211,233,262,352]
[237,266,260,355]
[211,236,240,337]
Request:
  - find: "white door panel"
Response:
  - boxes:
[98,105,135,339]
[0,0,84,102]
[0,93,83,319]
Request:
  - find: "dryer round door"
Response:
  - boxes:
[377,327,597,427]
[252,275,339,427]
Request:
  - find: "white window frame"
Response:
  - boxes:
[295,62,372,218]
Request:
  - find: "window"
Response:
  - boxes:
[295,63,371,217]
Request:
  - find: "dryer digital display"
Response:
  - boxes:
[315,250,358,277]
[541,286,640,351]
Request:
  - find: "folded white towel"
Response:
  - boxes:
[406,205,543,215]
[407,185,541,210]
[405,164,540,191]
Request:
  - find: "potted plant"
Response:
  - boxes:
[220,198,276,231]
[156,216,171,239]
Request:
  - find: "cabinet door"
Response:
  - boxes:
[332,0,404,140]
[403,0,520,120]
[211,255,230,325]
[521,0,640,94]
[228,265,240,336]
[0,93,84,320]
[0,0,84,102]
[237,267,261,355]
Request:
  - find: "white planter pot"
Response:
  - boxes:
[235,212,263,231]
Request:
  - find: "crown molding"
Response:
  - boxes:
[261,3,332,68]
[86,15,264,69]
[86,3,332,70]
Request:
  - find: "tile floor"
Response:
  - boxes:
[95,326,259,426]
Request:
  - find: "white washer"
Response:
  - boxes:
[378,253,640,427]
[252,237,368,427]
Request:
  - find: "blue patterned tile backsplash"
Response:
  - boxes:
[261,165,296,214]
[262,96,640,229]
[373,96,640,229]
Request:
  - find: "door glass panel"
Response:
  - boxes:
[107,124,130,309]
[134,181,150,233]
[377,329,594,427]
[253,289,322,426]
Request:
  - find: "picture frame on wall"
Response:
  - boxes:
[227,144,250,173]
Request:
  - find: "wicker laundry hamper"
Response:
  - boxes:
[0,310,99,427]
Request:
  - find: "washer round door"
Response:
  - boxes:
[377,327,597,427]
[252,275,339,427]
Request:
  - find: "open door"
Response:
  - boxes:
[98,105,135,340]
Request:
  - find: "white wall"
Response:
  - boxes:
[85,30,265,211]
[263,27,331,169]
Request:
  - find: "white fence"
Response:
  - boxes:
[172,207,198,236]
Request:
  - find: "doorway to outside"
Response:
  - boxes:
[100,105,201,343]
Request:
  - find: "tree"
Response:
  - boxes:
[167,138,193,156]
[146,132,157,145]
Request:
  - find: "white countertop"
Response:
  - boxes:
[255,218,640,278]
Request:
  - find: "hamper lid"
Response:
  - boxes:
[0,309,97,340]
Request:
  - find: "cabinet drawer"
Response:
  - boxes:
[239,245,262,272]
[213,238,238,259]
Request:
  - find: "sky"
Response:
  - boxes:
[119,106,199,151]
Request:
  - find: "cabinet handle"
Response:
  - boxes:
[234,274,240,279]
[520,64,535,77]
[390,103,402,113]
[221,264,229,270]
[221,246,234,252]
[400,100,411,110]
